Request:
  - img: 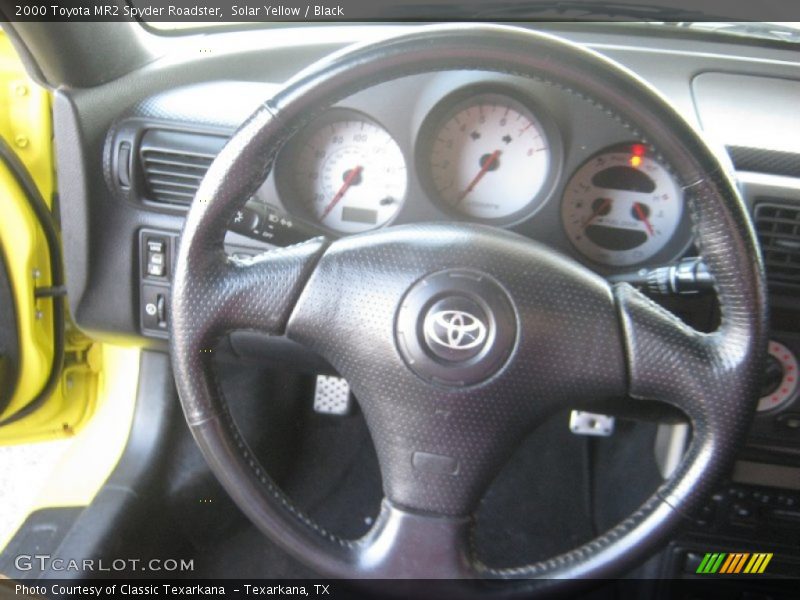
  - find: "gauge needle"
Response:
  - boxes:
[457,149,501,204]
[321,165,363,220]
[583,197,612,229]
[633,202,654,236]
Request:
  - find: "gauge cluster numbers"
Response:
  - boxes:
[291,117,407,234]
[427,92,552,222]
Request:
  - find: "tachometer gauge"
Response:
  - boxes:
[286,112,407,234]
[561,144,684,267]
[421,91,558,223]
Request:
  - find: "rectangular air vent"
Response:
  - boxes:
[754,201,800,287]
[139,129,227,206]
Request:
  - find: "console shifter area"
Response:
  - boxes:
[669,334,800,583]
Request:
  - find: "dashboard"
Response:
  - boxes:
[267,75,691,270]
[55,24,800,346]
[90,27,800,400]
[110,71,693,273]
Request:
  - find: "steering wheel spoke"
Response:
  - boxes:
[613,280,766,510]
[614,283,718,422]
[569,282,722,422]
[216,243,329,333]
[170,239,326,424]
[354,500,476,578]
[172,239,326,336]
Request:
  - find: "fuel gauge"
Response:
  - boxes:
[561,143,684,267]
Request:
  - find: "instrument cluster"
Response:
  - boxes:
[268,79,693,271]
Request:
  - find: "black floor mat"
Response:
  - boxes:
[474,410,597,567]
[281,410,383,540]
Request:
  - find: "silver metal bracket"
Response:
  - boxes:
[313,375,352,415]
[569,410,615,436]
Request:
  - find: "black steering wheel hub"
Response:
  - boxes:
[396,269,517,385]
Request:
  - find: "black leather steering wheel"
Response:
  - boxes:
[169,24,767,589]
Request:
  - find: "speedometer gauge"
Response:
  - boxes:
[561,144,684,267]
[420,90,559,224]
[283,112,407,234]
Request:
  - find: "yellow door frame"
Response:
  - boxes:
[0,30,101,443]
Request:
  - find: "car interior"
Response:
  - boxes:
[0,16,799,598]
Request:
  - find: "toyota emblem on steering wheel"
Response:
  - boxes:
[424,309,488,351]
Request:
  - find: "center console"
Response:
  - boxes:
[647,328,800,576]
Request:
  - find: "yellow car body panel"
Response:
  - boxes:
[0,30,113,444]
[0,30,56,427]
[0,32,141,551]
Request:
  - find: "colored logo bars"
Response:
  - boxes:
[696,552,773,575]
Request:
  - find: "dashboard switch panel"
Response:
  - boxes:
[141,232,171,282]
[228,202,317,247]
[141,285,169,333]
[139,229,178,339]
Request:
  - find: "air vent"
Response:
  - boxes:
[139,129,227,206]
[754,201,800,287]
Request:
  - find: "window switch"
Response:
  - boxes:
[144,235,170,279]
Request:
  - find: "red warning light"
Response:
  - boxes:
[629,143,646,167]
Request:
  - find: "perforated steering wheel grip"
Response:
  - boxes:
[169,24,767,590]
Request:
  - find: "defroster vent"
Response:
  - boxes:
[139,129,227,206]
[755,201,800,287]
